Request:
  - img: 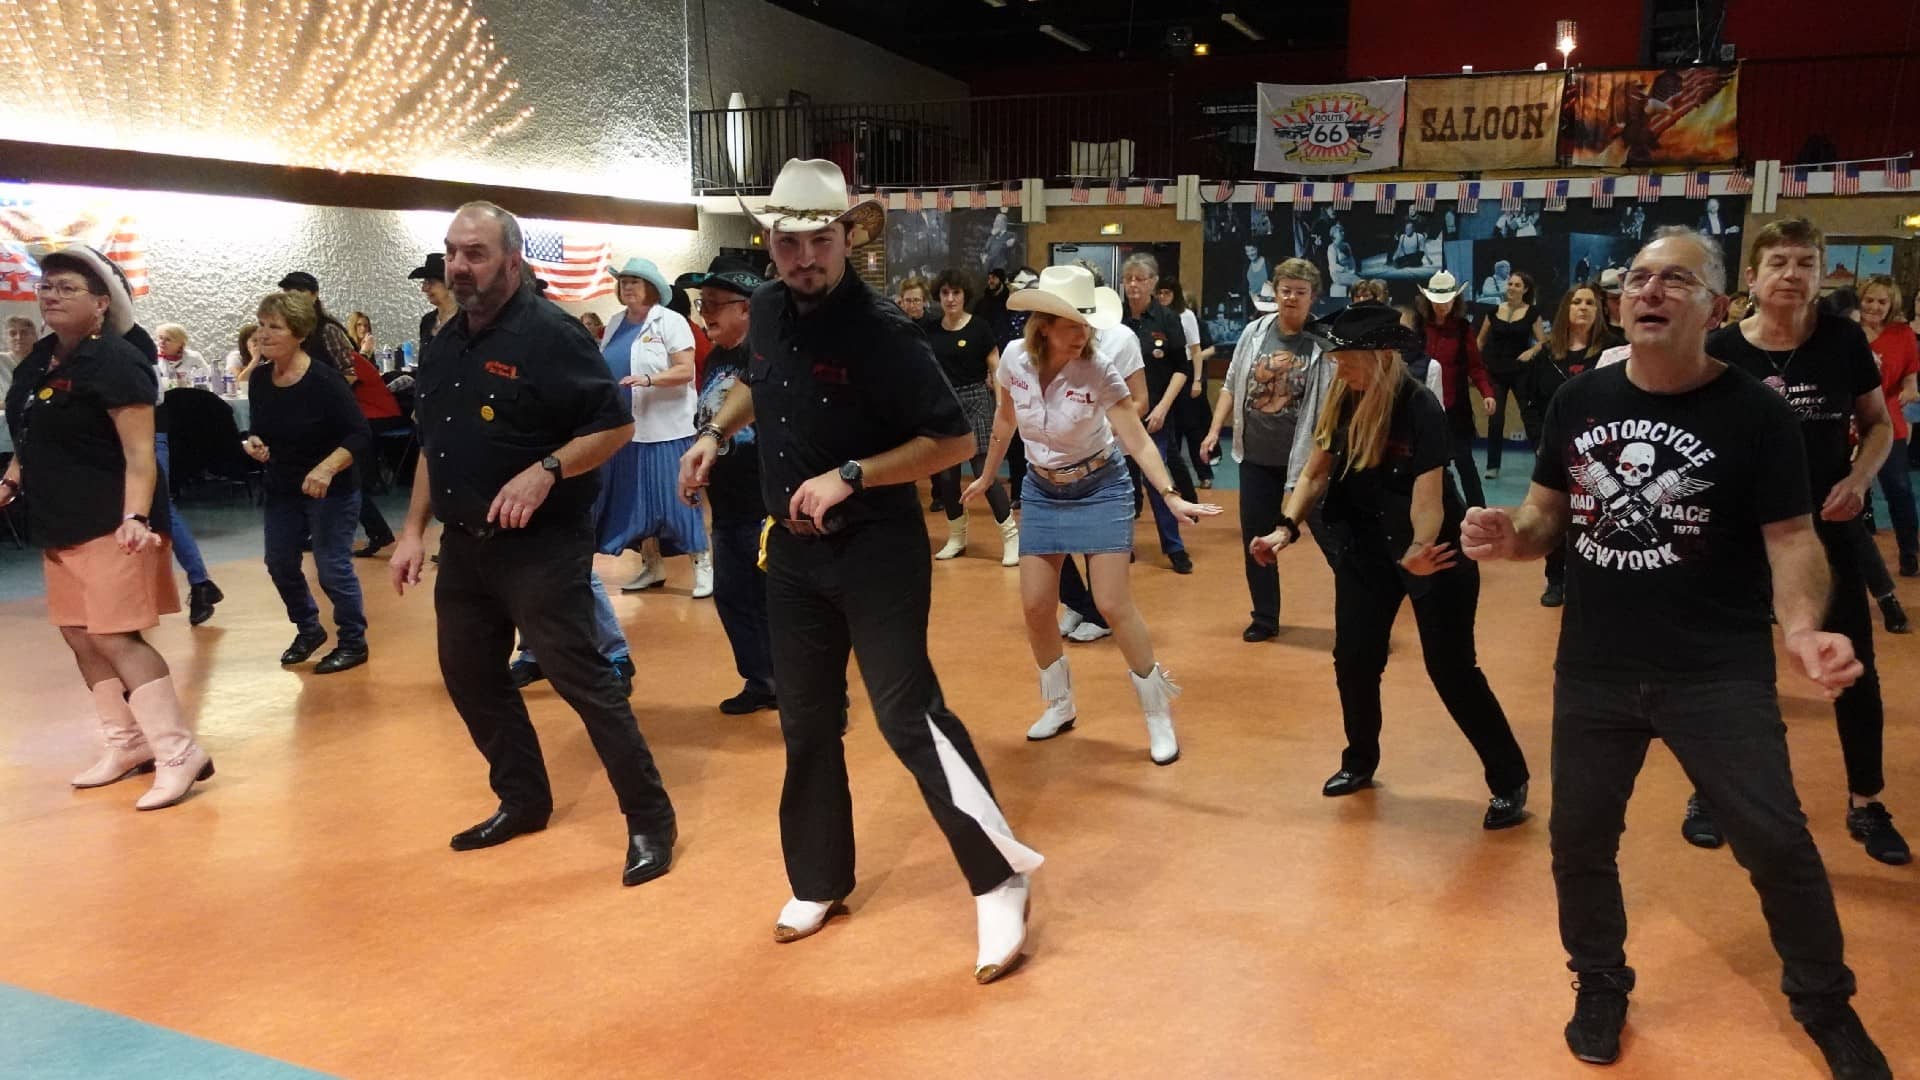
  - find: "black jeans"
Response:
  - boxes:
[358,482,394,542]
[932,455,1010,523]
[1550,674,1856,1011]
[766,514,1024,899]
[1239,459,1289,631]
[1522,407,1567,588]
[711,520,774,694]
[435,524,675,832]
[1483,370,1525,471]
[1060,556,1105,628]
[1816,520,1884,796]
[1331,555,1528,794]
[1446,401,1488,507]
[1839,511,1898,600]
[1006,438,1028,503]
[1174,393,1215,484]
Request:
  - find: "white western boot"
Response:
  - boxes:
[71,678,156,789]
[1130,663,1182,766]
[934,516,969,560]
[1027,657,1076,740]
[621,538,664,591]
[974,872,1030,984]
[128,676,214,810]
[998,518,1020,566]
[690,550,714,599]
[773,895,849,943]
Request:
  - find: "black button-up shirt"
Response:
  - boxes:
[415,285,629,535]
[745,266,969,527]
[1124,300,1187,405]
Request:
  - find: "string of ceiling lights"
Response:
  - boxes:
[977,2,1266,58]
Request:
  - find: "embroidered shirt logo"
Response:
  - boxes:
[484,361,519,379]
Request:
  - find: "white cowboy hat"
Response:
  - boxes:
[1006,265,1121,329]
[1009,268,1039,290]
[1419,270,1464,303]
[742,159,884,248]
[1597,266,1624,294]
[1251,280,1278,313]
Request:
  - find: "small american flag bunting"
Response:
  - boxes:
[1638,174,1662,203]
[1835,164,1861,196]
[1888,158,1912,190]
[1143,180,1166,207]
[1543,179,1569,211]
[1254,183,1275,209]
[1000,179,1018,206]
[1293,182,1314,208]
[1781,166,1809,198]
[1500,181,1523,212]
[1725,167,1753,194]
[1412,183,1436,212]
[1213,179,1233,201]
[1684,172,1709,199]
[1070,178,1089,204]
[904,189,922,211]
[1374,183,1395,213]
[1332,181,1354,211]
[1457,182,1479,215]
[1591,177,1616,208]
[1107,177,1128,205]
[936,188,953,211]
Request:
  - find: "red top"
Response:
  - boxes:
[349,352,402,420]
[1869,322,1918,441]
[1425,315,1493,410]
[691,322,714,384]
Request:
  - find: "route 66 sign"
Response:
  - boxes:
[1255,80,1405,174]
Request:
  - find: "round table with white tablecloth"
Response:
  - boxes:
[224,395,249,432]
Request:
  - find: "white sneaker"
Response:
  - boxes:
[691,551,714,599]
[1066,621,1112,643]
[1027,657,1075,740]
[1058,610,1085,637]
[974,873,1030,984]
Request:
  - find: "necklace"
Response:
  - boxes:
[1765,344,1800,379]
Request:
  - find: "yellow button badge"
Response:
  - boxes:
[38,387,52,400]
[480,404,495,421]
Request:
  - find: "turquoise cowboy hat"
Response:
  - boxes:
[608,256,674,300]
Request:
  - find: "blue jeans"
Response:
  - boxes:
[515,573,628,665]
[263,487,367,647]
[1143,426,1185,555]
[153,433,210,586]
[711,521,774,693]
[1873,451,1917,559]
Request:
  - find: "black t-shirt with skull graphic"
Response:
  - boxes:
[1533,363,1811,682]
[1706,312,1882,505]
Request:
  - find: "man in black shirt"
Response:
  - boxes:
[681,159,1041,983]
[1462,228,1890,1079]
[1704,217,1907,868]
[1119,253,1198,573]
[676,256,777,715]
[390,201,676,888]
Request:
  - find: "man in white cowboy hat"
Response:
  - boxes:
[1419,268,1497,508]
[680,158,1042,984]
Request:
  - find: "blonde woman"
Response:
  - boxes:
[1251,304,1529,828]
[965,266,1221,766]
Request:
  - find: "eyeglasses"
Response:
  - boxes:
[693,298,747,312]
[34,281,95,299]
[1621,268,1711,296]
[1274,288,1313,300]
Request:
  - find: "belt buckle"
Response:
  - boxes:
[466,522,498,540]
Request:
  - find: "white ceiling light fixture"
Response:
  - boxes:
[1220,13,1265,41]
[982,0,1006,7]
[1038,24,1092,52]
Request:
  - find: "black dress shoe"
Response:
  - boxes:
[1242,623,1277,643]
[1681,793,1724,849]
[280,630,328,665]
[721,688,779,715]
[354,534,395,558]
[1878,595,1911,634]
[1323,769,1374,797]
[1168,550,1194,574]
[313,645,368,674]
[188,581,223,626]
[450,809,550,851]
[1540,583,1565,608]
[1901,552,1919,578]
[508,659,545,688]
[622,824,677,886]
[1484,782,1530,830]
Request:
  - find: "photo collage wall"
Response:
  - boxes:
[884,206,1026,300]
[1201,193,1748,346]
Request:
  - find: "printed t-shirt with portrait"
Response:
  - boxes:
[1707,312,1879,504]
[925,317,997,389]
[1533,363,1810,682]
[1240,325,1321,468]
[997,339,1131,470]
[619,305,698,443]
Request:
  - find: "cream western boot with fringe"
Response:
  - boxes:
[1027,657,1076,740]
[1130,663,1182,766]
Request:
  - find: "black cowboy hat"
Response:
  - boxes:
[1309,304,1424,358]
[407,253,446,282]
[277,270,320,293]
[674,255,768,298]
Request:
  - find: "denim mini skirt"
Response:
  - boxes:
[1018,448,1133,556]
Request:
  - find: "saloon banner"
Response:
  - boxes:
[1402,73,1564,171]
[1561,66,1740,167]
[1254,80,1405,175]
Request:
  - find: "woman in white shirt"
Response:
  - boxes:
[598,258,711,597]
[154,323,218,388]
[965,267,1221,766]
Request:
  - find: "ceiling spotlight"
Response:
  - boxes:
[1220,13,1265,41]
[1556,19,1578,67]
[1193,41,1210,56]
[1534,61,1549,70]
[1038,24,1091,52]
[1462,64,1474,73]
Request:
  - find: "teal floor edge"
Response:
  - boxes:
[0,984,337,1080]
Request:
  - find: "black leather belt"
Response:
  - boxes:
[780,517,846,538]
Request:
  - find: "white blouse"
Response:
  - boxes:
[605,305,697,444]
[998,339,1132,470]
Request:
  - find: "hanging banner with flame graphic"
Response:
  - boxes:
[1254,80,1405,175]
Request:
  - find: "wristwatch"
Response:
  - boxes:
[123,513,151,527]
[539,454,563,479]
[1274,514,1299,544]
[838,460,865,492]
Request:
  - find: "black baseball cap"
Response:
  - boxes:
[278,271,320,293]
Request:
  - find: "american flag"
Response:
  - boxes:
[1374,183,1395,213]
[101,218,150,297]
[1638,174,1662,202]
[1294,182,1314,208]
[1143,179,1166,207]
[0,242,36,302]
[1107,177,1127,205]
[522,228,612,303]
[1254,183,1275,209]
[1684,172,1710,199]
[936,188,953,211]
[1001,179,1018,206]
[1725,167,1753,194]
[1835,164,1861,196]
[1889,158,1913,190]
[1412,183,1436,212]
[1591,177,1616,208]
[1070,178,1089,204]
[1457,182,1479,215]
[1781,166,1809,198]
[1544,179,1569,211]
[1332,181,1354,211]
[1501,181,1523,211]
[1213,179,1233,201]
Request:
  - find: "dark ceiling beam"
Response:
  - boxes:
[0,140,698,231]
